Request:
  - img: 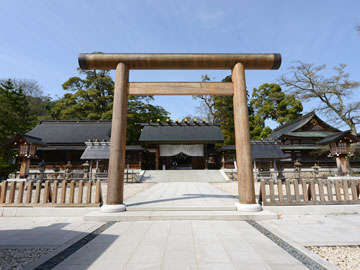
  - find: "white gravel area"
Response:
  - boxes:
[307,246,360,270]
[0,248,55,269]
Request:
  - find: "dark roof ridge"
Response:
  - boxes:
[20,133,43,140]
[139,122,221,126]
[39,120,112,124]
[251,140,279,144]
[271,111,315,133]
[317,130,360,145]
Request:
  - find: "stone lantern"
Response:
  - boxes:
[294,160,302,180]
[39,160,46,180]
[82,161,90,180]
[65,161,72,180]
[318,131,359,176]
[312,162,320,179]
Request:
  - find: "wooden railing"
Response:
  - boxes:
[259,179,360,206]
[0,180,103,207]
[12,169,139,182]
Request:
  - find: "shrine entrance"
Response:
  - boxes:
[171,153,192,169]
[78,53,281,212]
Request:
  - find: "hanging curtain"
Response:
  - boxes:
[160,144,204,157]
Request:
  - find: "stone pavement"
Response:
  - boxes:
[3,181,357,269]
[53,220,308,270]
[0,217,102,248]
[125,182,237,211]
[141,170,229,183]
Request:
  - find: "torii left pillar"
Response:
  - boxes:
[232,63,261,211]
[102,62,128,212]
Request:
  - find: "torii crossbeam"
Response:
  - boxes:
[78,53,281,212]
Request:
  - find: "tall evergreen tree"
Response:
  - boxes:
[0,79,37,177]
[213,76,272,143]
[52,70,169,143]
[250,83,303,125]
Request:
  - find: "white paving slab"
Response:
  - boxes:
[141,170,229,182]
[53,220,308,270]
[259,214,360,246]
[125,182,238,211]
[0,217,103,248]
[84,210,276,222]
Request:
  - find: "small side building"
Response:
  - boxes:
[268,111,343,167]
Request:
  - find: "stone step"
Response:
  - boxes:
[83,210,276,222]
[126,206,237,211]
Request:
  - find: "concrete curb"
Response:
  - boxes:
[264,205,360,216]
[83,210,278,222]
[0,207,99,217]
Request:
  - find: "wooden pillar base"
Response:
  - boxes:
[101,204,126,212]
[235,202,262,212]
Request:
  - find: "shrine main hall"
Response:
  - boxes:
[22,111,360,174]
[24,119,288,172]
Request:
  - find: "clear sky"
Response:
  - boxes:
[1,0,359,127]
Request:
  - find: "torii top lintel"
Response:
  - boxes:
[78,53,281,70]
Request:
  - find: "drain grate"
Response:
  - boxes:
[34,222,116,270]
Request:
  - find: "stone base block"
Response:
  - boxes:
[235,202,262,212]
[101,204,126,213]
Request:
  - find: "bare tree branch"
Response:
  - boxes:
[280,61,360,134]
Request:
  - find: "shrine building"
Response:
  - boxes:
[18,112,360,175]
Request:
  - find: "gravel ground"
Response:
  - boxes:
[307,246,360,270]
[0,248,55,269]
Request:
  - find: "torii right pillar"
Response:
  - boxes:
[232,63,262,211]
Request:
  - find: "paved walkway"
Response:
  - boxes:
[53,220,307,270]
[0,217,102,248]
[141,170,229,182]
[3,182,353,269]
[125,182,237,210]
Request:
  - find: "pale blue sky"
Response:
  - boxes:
[1,0,359,127]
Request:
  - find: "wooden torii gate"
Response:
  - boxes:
[78,53,281,212]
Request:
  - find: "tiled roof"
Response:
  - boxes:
[283,131,338,138]
[267,112,340,140]
[26,121,112,144]
[219,141,289,160]
[139,125,224,143]
[80,142,144,160]
[317,130,359,145]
